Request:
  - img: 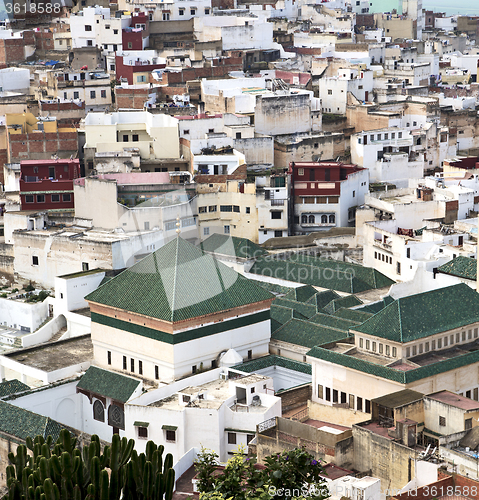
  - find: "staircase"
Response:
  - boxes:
[49,326,67,343]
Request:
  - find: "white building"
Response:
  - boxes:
[351,127,424,186]
[85,236,275,383]
[69,6,129,51]
[318,68,374,115]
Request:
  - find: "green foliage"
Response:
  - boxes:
[25,291,50,303]
[24,284,35,292]
[195,447,328,500]
[4,430,175,500]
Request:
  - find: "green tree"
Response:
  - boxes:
[195,446,328,500]
[3,429,175,500]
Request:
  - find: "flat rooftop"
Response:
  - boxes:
[6,335,93,371]
[303,419,350,433]
[427,390,479,411]
[149,376,270,412]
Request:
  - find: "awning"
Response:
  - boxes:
[133,421,149,427]
[162,425,178,431]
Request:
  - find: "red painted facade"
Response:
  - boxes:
[115,54,166,85]
[20,159,80,211]
[289,161,365,198]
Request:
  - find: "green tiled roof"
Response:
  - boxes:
[198,234,267,260]
[306,290,341,309]
[354,283,479,343]
[77,366,140,403]
[308,312,359,331]
[273,298,317,319]
[323,295,363,314]
[249,255,394,293]
[249,279,293,296]
[284,285,319,303]
[86,237,274,322]
[231,354,312,375]
[356,301,385,315]
[287,254,395,289]
[272,318,350,348]
[333,308,373,322]
[0,379,29,398]
[307,344,479,384]
[438,256,477,281]
[0,401,64,441]
[270,304,307,333]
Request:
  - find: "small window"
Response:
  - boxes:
[298,168,304,176]
[25,195,34,203]
[372,342,376,352]
[439,416,446,427]
[87,40,93,46]
[248,350,252,360]
[328,89,332,95]
[32,256,39,266]
[325,387,331,401]
[155,365,159,380]
[123,356,127,370]
[107,351,111,365]
[74,91,79,99]
[166,430,176,442]
[203,227,210,236]
[406,347,410,357]
[90,90,96,99]
[379,344,383,354]
[271,211,282,219]
[392,347,397,357]
[138,427,148,439]
[247,434,254,444]
[192,365,197,374]
[114,29,118,34]
[386,345,390,356]
[359,338,363,348]
[179,8,184,15]
[190,8,196,15]
[85,25,92,31]
[139,360,143,375]
[318,384,323,399]
[224,225,230,235]
[246,207,250,214]
[82,262,89,272]
[132,134,139,142]
[228,432,236,444]
[366,339,370,350]
[37,194,45,203]
[51,194,60,202]
[130,358,134,372]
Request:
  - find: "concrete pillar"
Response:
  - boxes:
[21,372,27,384]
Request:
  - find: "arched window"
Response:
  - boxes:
[308,215,315,224]
[329,214,336,224]
[301,215,307,224]
[321,215,327,224]
[93,400,105,422]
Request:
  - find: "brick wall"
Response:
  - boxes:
[115,87,150,109]
[8,131,78,162]
[278,384,311,412]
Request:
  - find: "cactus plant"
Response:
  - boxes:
[3,432,175,500]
